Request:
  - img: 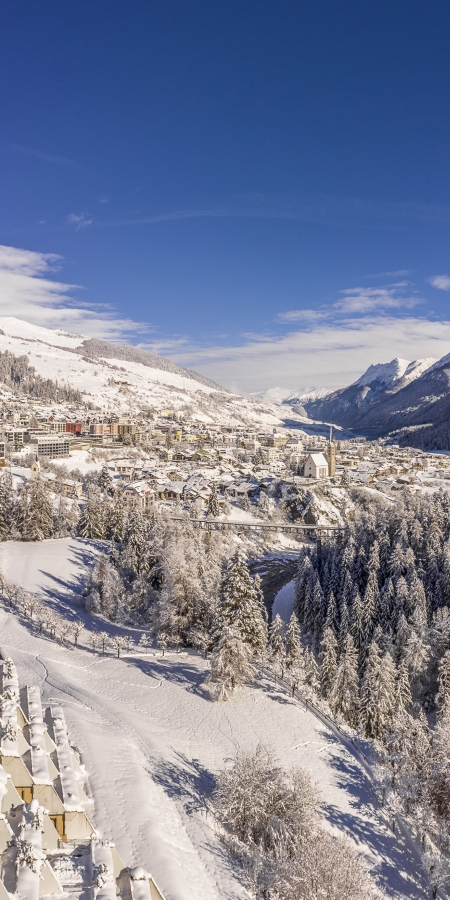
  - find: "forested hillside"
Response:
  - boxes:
[0,347,83,403]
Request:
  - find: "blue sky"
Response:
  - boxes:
[1,0,450,393]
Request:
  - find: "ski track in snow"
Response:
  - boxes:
[0,539,431,900]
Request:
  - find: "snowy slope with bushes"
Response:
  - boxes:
[0,538,431,900]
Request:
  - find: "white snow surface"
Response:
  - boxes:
[0,317,290,427]
[0,539,429,900]
[353,357,436,389]
[252,386,332,405]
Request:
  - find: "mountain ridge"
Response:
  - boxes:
[0,317,288,427]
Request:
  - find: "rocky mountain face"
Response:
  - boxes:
[302,355,450,450]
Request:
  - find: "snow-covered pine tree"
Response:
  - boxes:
[312,579,325,645]
[100,464,113,496]
[350,589,364,650]
[16,477,53,541]
[360,642,395,739]
[216,548,267,657]
[361,569,379,649]
[285,612,303,675]
[329,634,359,727]
[268,614,287,675]
[207,483,220,518]
[324,590,338,636]
[436,649,450,710]
[207,622,256,700]
[428,702,450,819]
[403,628,430,701]
[88,553,123,620]
[320,627,338,698]
[122,509,150,575]
[0,470,14,540]
[304,647,319,689]
[338,594,349,655]
[108,487,125,543]
[77,487,105,539]
[395,659,412,712]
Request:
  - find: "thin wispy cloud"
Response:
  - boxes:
[92,192,450,231]
[1,140,79,167]
[67,212,93,230]
[277,284,420,324]
[429,275,450,291]
[0,244,152,340]
[335,285,419,314]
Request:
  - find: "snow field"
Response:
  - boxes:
[0,539,429,900]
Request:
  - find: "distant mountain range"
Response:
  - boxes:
[298,353,450,450]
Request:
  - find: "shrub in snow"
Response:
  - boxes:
[94,863,114,887]
[16,838,41,873]
[213,744,381,899]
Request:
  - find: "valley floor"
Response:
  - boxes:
[0,539,430,900]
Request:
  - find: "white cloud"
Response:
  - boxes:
[276,309,326,323]
[167,315,450,394]
[429,275,450,291]
[67,212,93,230]
[277,285,419,325]
[335,285,418,314]
[0,244,151,340]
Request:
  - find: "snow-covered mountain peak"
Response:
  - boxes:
[252,385,332,405]
[353,356,436,390]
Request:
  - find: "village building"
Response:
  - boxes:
[123,481,155,510]
[303,452,329,479]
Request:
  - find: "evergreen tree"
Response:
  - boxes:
[207,623,256,700]
[324,590,338,635]
[207,483,220,518]
[123,509,150,575]
[403,629,430,701]
[0,470,14,540]
[350,589,364,649]
[216,548,267,657]
[285,612,302,673]
[268,614,286,674]
[395,660,412,712]
[100,464,113,496]
[338,594,349,654]
[16,477,53,541]
[320,627,338,698]
[429,703,450,818]
[330,634,359,727]
[436,649,450,710]
[312,579,325,644]
[362,569,379,647]
[106,489,125,542]
[304,647,319,689]
[360,642,395,739]
[77,487,105,539]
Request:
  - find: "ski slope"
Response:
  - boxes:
[0,539,429,900]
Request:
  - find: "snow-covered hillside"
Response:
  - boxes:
[352,357,436,390]
[0,539,429,900]
[0,317,290,427]
[252,386,332,405]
